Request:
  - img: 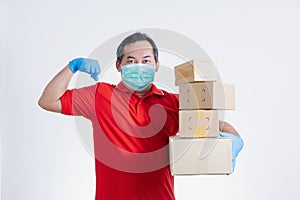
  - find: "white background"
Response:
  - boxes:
[1,0,300,199]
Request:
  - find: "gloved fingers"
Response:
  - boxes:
[219,132,244,155]
[90,60,101,81]
[91,73,99,81]
[219,131,244,172]
[86,65,92,74]
[89,64,95,74]
[232,158,236,172]
[94,61,101,74]
[219,132,226,137]
[234,137,244,157]
[69,58,101,81]
[86,60,101,73]
[219,131,234,138]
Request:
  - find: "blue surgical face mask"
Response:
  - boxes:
[121,63,156,91]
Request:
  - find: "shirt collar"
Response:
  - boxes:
[116,81,164,96]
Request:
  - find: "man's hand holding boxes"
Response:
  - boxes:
[169,59,244,175]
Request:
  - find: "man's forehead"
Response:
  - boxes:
[123,41,153,55]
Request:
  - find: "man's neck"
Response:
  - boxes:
[121,81,153,98]
[135,84,152,98]
[135,90,148,98]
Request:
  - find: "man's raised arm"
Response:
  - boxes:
[38,58,101,113]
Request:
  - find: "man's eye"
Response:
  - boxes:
[127,60,135,64]
[143,60,151,64]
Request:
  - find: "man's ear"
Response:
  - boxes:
[155,61,160,72]
[116,60,121,72]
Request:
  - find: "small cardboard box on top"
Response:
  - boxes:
[174,59,218,85]
[179,82,235,110]
[179,110,219,138]
[169,136,232,175]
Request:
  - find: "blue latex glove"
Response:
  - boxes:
[69,58,101,81]
[219,132,244,172]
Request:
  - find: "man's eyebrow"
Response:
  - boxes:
[142,55,151,59]
[126,56,136,59]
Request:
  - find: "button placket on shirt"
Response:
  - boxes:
[132,92,153,124]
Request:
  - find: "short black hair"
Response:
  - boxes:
[116,32,158,63]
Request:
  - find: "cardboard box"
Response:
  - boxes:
[179,110,219,138]
[174,59,218,85]
[169,136,232,175]
[179,82,235,110]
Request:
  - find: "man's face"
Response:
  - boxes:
[116,40,159,72]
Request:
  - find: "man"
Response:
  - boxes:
[38,32,243,200]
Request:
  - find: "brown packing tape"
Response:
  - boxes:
[194,126,206,137]
[179,110,219,138]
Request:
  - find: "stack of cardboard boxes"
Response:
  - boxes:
[169,59,236,175]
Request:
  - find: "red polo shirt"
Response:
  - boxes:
[60,82,179,200]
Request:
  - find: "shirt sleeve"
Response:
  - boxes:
[163,92,179,137]
[171,93,179,136]
[60,83,98,118]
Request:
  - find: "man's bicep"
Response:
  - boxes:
[38,100,62,113]
[54,100,62,113]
